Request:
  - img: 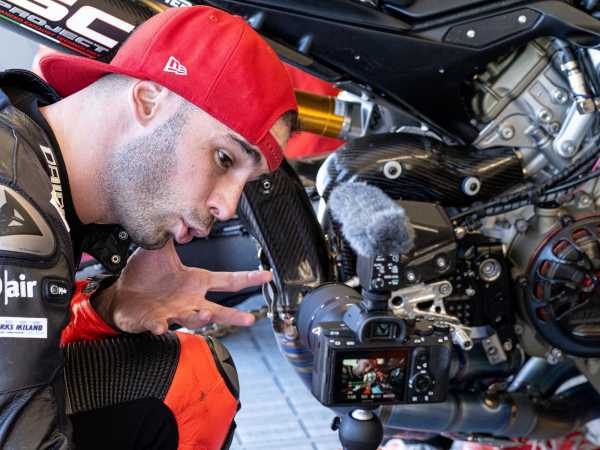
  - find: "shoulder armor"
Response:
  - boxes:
[0,184,55,259]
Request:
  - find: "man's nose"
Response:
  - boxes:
[208,182,244,221]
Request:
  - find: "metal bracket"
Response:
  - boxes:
[389,280,474,350]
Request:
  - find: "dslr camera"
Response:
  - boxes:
[296,201,457,408]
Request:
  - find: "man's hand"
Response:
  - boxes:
[93,239,272,334]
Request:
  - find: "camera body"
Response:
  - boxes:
[310,316,452,407]
[297,201,457,410]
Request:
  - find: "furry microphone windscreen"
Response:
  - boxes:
[328,182,415,257]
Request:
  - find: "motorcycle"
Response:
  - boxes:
[5,0,600,448]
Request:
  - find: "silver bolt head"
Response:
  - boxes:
[577,192,592,209]
[518,15,527,24]
[538,109,552,123]
[111,254,122,265]
[479,258,501,282]
[577,98,596,114]
[435,256,447,269]
[465,287,476,297]
[499,126,515,140]
[439,282,452,296]
[383,161,402,179]
[515,219,529,233]
[546,348,563,365]
[466,29,476,38]
[553,89,568,104]
[406,271,417,282]
[559,141,577,158]
[118,230,129,240]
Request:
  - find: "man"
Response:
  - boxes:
[0,5,296,450]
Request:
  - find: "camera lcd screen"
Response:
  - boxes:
[333,349,409,404]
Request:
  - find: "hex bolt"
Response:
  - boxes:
[465,287,476,297]
[466,29,476,39]
[111,254,121,265]
[405,271,417,283]
[439,282,452,296]
[262,179,272,193]
[480,258,502,282]
[383,161,402,179]
[538,109,552,123]
[553,89,569,104]
[118,230,129,240]
[559,141,577,158]
[499,126,515,140]
[518,15,527,24]
[547,348,563,365]
[462,176,481,196]
[435,255,448,270]
[515,219,529,233]
[577,192,592,209]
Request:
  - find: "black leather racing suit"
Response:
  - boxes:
[0,70,130,449]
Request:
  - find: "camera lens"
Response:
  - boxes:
[296,283,362,350]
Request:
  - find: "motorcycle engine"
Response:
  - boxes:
[468,37,600,359]
[321,37,600,364]
[470,38,597,179]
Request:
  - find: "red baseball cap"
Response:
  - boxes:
[39,6,297,171]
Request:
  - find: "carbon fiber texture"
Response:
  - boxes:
[238,161,333,311]
[64,332,179,414]
[326,133,524,207]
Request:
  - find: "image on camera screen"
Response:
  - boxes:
[334,349,409,404]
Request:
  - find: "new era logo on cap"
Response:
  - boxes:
[164,56,188,76]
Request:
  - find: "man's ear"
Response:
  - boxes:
[130,80,168,126]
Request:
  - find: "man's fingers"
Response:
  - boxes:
[171,305,254,329]
[173,310,212,330]
[207,270,272,292]
[207,303,255,327]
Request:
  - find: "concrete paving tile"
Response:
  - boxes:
[223,297,344,450]
[236,420,307,444]
[316,438,345,450]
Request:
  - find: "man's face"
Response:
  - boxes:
[104,102,291,249]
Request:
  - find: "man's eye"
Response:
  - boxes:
[215,149,233,169]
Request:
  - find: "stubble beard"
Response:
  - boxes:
[102,109,187,250]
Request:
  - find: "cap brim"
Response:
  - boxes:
[40,54,139,98]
